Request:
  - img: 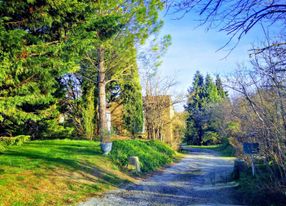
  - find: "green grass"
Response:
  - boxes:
[189,144,222,149]
[186,143,236,157]
[110,140,175,173]
[0,139,175,206]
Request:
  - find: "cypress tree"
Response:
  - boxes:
[215,75,227,99]
[204,74,220,103]
[185,71,205,144]
[0,1,105,138]
[185,72,227,145]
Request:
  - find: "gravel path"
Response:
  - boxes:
[79,148,244,206]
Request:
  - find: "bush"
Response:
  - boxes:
[0,143,6,153]
[0,135,31,148]
[39,120,74,139]
[202,131,220,145]
[0,135,31,154]
[109,140,175,173]
[237,167,286,205]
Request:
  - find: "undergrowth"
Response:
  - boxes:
[237,166,286,206]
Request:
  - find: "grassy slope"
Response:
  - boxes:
[0,139,175,206]
[110,140,175,173]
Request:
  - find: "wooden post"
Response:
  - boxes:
[251,154,255,176]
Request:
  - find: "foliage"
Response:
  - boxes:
[107,46,144,136]
[0,143,5,153]
[0,135,31,154]
[201,131,220,145]
[185,72,227,145]
[110,140,175,173]
[171,112,187,149]
[0,135,30,146]
[121,67,144,135]
[237,165,286,206]
[0,0,103,139]
[0,0,166,140]
[38,119,74,139]
[0,135,30,153]
[82,84,96,140]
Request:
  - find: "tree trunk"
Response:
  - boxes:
[98,46,109,143]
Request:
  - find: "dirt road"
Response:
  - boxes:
[79,148,244,206]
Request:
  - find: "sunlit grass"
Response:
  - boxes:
[188,144,222,149]
[185,143,235,157]
[0,139,135,206]
[0,139,176,206]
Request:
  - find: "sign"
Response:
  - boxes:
[243,143,259,154]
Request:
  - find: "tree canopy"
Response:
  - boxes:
[185,71,227,145]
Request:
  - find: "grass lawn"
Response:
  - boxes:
[0,139,135,206]
[185,143,236,157]
[0,139,176,206]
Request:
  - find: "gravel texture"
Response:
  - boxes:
[78,148,244,206]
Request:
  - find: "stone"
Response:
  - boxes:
[128,156,141,173]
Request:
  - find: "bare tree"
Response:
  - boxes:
[143,74,177,142]
[167,0,286,49]
[224,40,286,190]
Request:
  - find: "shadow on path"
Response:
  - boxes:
[79,148,245,206]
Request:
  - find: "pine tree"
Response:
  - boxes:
[215,75,227,99]
[185,72,227,145]
[83,1,165,143]
[185,71,205,144]
[204,74,220,103]
[121,66,144,136]
[0,1,107,138]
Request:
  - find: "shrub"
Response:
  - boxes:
[202,131,220,145]
[109,140,175,173]
[0,135,31,147]
[0,143,6,153]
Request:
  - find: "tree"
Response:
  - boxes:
[121,65,144,136]
[204,74,220,103]
[169,0,286,47]
[0,1,98,138]
[221,40,286,192]
[215,75,227,99]
[79,1,165,143]
[185,71,227,145]
[185,71,205,144]
[106,45,144,136]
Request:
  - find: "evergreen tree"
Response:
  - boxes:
[121,66,144,136]
[0,1,97,137]
[105,45,144,136]
[204,74,220,103]
[185,72,227,145]
[215,75,227,99]
[80,0,165,143]
[185,71,205,144]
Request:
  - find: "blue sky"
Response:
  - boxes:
[157,12,267,111]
